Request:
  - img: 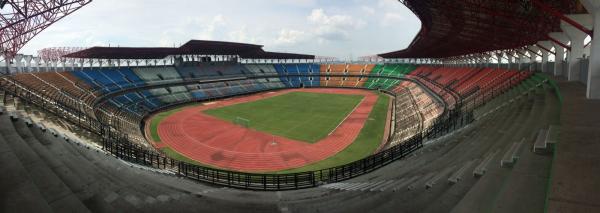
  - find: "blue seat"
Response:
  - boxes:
[273,64,293,87]
[191,91,207,100]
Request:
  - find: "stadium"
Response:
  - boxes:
[0,0,599,212]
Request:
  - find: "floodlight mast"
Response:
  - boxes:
[0,0,92,61]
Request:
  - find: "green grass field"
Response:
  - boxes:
[204,92,364,143]
[148,91,391,174]
[277,93,389,173]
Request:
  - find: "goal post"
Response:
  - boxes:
[233,117,250,128]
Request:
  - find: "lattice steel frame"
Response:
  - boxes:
[38,46,86,61]
[0,0,92,60]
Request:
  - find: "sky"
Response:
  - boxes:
[20,0,421,60]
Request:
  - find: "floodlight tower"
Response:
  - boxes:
[0,0,92,61]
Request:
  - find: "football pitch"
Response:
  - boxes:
[203,91,364,143]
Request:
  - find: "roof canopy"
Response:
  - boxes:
[65,40,314,60]
[379,0,585,58]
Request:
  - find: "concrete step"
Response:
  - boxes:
[533,129,549,154]
[0,127,53,213]
[0,116,90,212]
[473,149,499,177]
[449,160,474,184]
[29,126,121,201]
[425,166,456,189]
[450,87,550,213]
[500,139,524,168]
[14,121,90,201]
[491,137,553,213]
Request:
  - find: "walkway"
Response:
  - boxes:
[548,79,600,212]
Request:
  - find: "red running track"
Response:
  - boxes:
[155,88,379,172]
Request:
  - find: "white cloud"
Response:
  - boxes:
[378,0,405,9]
[197,15,226,40]
[228,26,259,44]
[381,13,405,26]
[307,9,365,41]
[276,0,317,7]
[158,15,226,47]
[361,6,376,15]
[19,0,421,59]
[275,29,310,45]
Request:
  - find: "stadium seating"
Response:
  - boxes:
[0,65,555,212]
[273,64,319,87]
[387,81,443,148]
[342,64,364,87]
[174,62,248,80]
[31,71,95,103]
[407,67,530,111]
[326,64,347,87]
[356,64,375,87]
[133,66,182,82]
[72,68,145,93]
[245,64,278,76]
[364,64,417,89]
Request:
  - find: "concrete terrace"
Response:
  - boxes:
[548,79,600,212]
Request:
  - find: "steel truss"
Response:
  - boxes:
[0,0,92,60]
[38,46,86,61]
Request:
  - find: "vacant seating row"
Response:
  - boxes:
[386,81,443,148]
[319,64,375,87]
[364,64,417,90]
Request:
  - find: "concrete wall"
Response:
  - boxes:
[548,62,556,74]
[580,59,590,85]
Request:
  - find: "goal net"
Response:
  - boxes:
[233,117,250,128]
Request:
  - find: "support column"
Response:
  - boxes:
[24,55,33,73]
[517,50,529,71]
[496,52,504,69]
[14,54,23,73]
[33,57,41,72]
[549,32,569,77]
[561,14,593,81]
[528,46,539,72]
[582,0,600,98]
[537,41,553,73]
[507,53,514,70]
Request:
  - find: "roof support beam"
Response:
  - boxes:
[547,34,571,51]
[531,0,593,36]
[536,41,556,55]
[527,47,543,57]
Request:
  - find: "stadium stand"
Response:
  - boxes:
[356,64,375,87]
[133,66,183,82]
[0,0,594,210]
[387,81,444,148]
[365,64,417,90]
[31,71,95,103]
[174,62,248,80]
[324,64,347,87]
[0,66,558,212]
